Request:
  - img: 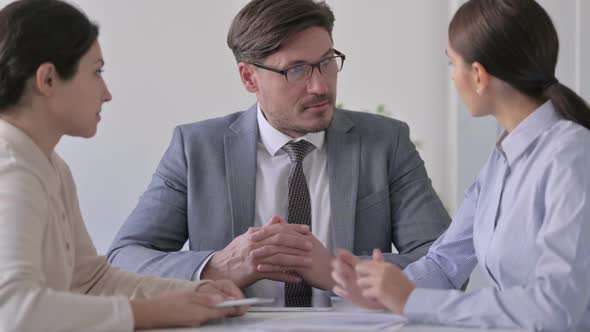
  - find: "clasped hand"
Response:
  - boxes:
[203,216,334,290]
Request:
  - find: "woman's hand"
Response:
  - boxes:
[131,279,247,329]
[355,249,416,315]
[196,279,248,316]
[331,249,385,310]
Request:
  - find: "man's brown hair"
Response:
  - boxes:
[227,0,335,63]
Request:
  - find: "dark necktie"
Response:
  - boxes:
[282,139,314,307]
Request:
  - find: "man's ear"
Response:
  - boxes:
[33,63,58,97]
[471,61,490,95]
[238,62,258,93]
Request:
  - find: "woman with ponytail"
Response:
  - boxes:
[332,0,590,330]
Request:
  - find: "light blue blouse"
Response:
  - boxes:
[404,101,590,331]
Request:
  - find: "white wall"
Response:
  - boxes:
[583,1,590,99]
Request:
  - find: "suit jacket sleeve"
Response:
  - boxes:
[107,127,213,280]
[382,121,451,268]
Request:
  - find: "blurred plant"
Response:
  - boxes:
[375,104,391,117]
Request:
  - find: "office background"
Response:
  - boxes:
[1,0,586,290]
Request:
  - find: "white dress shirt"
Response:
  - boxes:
[196,104,332,304]
[403,101,590,331]
[0,119,203,332]
[247,104,332,304]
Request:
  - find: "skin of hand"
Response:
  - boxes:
[202,216,313,288]
[355,249,416,315]
[196,279,248,316]
[331,249,385,310]
[130,288,239,330]
[251,217,336,290]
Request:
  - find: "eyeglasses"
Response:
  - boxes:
[251,49,345,83]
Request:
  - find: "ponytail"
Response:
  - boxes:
[543,83,590,130]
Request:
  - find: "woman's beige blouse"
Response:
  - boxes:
[0,119,202,332]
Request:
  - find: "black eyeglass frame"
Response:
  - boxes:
[250,49,345,82]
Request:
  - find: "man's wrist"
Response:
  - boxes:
[200,252,222,280]
[319,269,336,290]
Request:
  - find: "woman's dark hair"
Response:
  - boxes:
[449,0,590,129]
[227,0,335,63]
[0,0,99,111]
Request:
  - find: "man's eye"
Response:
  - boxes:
[288,65,307,74]
[320,58,333,67]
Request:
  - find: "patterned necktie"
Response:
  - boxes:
[282,140,315,307]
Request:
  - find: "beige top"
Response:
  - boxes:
[0,119,202,332]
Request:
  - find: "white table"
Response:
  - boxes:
[147,298,527,332]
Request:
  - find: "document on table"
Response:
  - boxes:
[234,311,407,331]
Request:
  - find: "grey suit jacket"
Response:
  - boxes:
[107,105,451,280]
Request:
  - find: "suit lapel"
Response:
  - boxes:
[224,105,258,238]
[327,111,360,251]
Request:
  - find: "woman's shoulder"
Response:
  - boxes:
[0,138,51,210]
[545,119,590,155]
[0,137,34,181]
[538,120,590,178]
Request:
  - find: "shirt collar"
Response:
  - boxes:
[496,100,561,165]
[256,103,325,156]
[0,118,60,196]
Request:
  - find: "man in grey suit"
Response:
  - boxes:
[108,0,450,306]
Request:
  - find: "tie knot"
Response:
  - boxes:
[282,140,314,163]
